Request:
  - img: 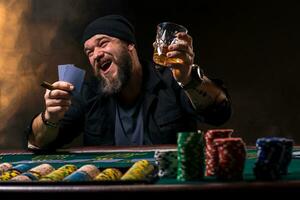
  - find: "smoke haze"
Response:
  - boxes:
[0,0,91,149]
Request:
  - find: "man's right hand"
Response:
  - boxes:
[44,81,74,123]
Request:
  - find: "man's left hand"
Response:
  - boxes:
[167,32,195,84]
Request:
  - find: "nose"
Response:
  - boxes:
[93,47,104,64]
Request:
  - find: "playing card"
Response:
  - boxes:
[58,64,86,95]
[58,64,72,81]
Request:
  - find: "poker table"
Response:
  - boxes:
[0,145,300,197]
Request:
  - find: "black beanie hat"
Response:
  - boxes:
[82,15,136,45]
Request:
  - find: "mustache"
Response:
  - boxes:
[94,52,113,68]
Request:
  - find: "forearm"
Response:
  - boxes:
[28,113,60,148]
[183,76,231,125]
[184,76,226,109]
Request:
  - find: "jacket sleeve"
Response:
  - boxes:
[197,78,232,126]
[25,95,85,150]
[176,76,232,126]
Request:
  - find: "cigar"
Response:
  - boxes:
[40,81,57,91]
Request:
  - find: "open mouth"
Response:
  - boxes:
[100,60,112,73]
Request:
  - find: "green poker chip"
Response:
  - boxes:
[177,131,205,181]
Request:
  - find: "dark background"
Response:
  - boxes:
[1,0,299,149]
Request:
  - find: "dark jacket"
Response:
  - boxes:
[43,61,231,148]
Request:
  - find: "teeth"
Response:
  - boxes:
[101,61,109,69]
[101,62,107,68]
[100,61,111,71]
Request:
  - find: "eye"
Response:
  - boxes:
[85,49,93,57]
[88,51,94,57]
[98,40,108,48]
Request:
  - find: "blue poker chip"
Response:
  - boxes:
[12,164,31,173]
[63,171,91,182]
[21,172,38,181]
[254,137,294,179]
[253,162,281,180]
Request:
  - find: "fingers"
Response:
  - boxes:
[167,48,194,61]
[44,105,70,123]
[166,47,194,67]
[165,32,195,82]
[176,32,193,46]
[169,40,193,54]
[167,32,194,65]
[44,81,73,99]
[44,89,72,111]
[46,106,70,114]
[43,81,73,122]
[47,89,72,100]
[52,81,74,92]
[45,98,71,107]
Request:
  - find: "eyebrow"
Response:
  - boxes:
[84,36,111,52]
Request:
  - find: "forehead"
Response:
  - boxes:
[84,34,115,47]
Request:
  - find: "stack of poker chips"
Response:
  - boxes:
[177,131,205,181]
[154,149,177,178]
[11,163,54,181]
[204,129,233,176]
[0,164,31,181]
[253,137,294,180]
[214,138,246,181]
[121,159,155,181]
[63,164,100,182]
[95,168,123,181]
[40,164,77,181]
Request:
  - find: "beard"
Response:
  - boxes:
[95,49,132,96]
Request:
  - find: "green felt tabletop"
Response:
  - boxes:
[0,148,299,183]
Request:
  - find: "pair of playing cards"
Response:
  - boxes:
[58,64,86,95]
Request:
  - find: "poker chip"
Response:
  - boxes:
[95,168,123,181]
[40,164,77,181]
[63,171,92,182]
[254,137,294,180]
[214,137,246,181]
[204,129,233,177]
[64,164,100,182]
[0,164,31,181]
[280,138,294,175]
[77,164,100,179]
[10,173,33,181]
[121,159,155,181]
[177,131,205,181]
[0,163,13,173]
[154,149,177,178]
[11,171,42,181]
[29,163,55,179]
[10,164,54,181]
